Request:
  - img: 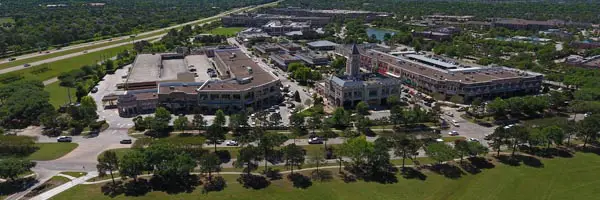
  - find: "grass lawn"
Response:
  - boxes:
[60,172,88,178]
[0,17,14,24]
[0,44,132,84]
[98,148,135,160]
[207,27,245,36]
[45,82,76,107]
[442,136,466,142]
[24,176,71,199]
[27,143,78,161]
[52,152,600,200]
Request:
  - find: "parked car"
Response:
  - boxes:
[23,64,31,67]
[435,138,444,142]
[457,107,468,112]
[8,58,16,61]
[308,137,323,144]
[448,130,459,136]
[267,107,276,112]
[91,87,99,93]
[445,112,454,117]
[120,139,132,144]
[225,140,239,146]
[468,138,479,142]
[57,136,72,142]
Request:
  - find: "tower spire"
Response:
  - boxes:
[346,44,360,77]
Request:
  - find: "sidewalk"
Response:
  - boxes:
[30,171,98,200]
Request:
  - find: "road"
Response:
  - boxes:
[0,2,277,76]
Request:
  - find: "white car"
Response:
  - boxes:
[57,136,72,142]
[435,138,444,142]
[225,140,239,146]
[448,130,459,136]
[468,138,479,142]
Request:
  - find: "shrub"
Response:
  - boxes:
[262,167,282,180]
[236,174,270,190]
[202,176,226,193]
[214,150,231,164]
[287,173,312,189]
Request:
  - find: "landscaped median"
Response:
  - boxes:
[51,152,600,200]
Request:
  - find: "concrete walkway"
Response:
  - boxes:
[29,171,98,200]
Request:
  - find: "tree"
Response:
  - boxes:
[354,114,371,136]
[213,109,226,127]
[154,153,196,181]
[486,127,509,156]
[149,107,172,136]
[236,145,262,175]
[487,97,508,118]
[308,146,326,174]
[390,133,418,169]
[75,84,87,103]
[268,113,282,128]
[307,113,322,135]
[206,124,226,152]
[387,96,400,107]
[97,150,119,185]
[454,140,470,163]
[79,96,99,125]
[330,107,350,128]
[192,114,207,133]
[355,101,369,115]
[119,150,146,182]
[289,112,306,142]
[104,59,115,73]
[576,114,600,148]
[390,105,406,129]
[174,115,189,134]
[541,126,565,152]
[339,136,374,168]
[425,143,456,164]
[317,120,337,148]
[258,133,288,171]
[449,95,464,104]
[507,125,529,156]
[229,113,249,137]
[199,153,222,182]
[331,56,346,69]
[58,73,75,104]
[283,143,305,174]
[0,158,36,181]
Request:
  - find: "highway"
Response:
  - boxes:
[0,1,279,76]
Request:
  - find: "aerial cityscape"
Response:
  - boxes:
[1,0,600,199]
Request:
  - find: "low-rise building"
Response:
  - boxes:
[277,42,302,53]
[307,40,339,51]
[236,28,271,44]
[565,55,600,69]
[254,43,282,55]
[296,51,330,66]
[265,8,389,22]
[570,40,600,49]
[492,18,565,30]
[262,20,311,36]
[270,53,303,70]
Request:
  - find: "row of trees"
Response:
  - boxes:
[287,63,322,85]
[0,0,274,57]
[486,95,550,118]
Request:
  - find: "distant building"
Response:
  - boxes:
[319,44,402,108]
[565,55,600,69]
[221,13,330,27]
[307,40,339,51]
[425,15,474,22]
[570,40,600,49]
[492,18,565,30]
[254,43,282,55]
[412,26,461,41]
[265,7,389,22]
[236,28,271,44]
[262,20,311,36]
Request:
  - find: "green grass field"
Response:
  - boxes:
[98,148,135,160]
[0,44,132,83]
[51,152,600,200]
[27,143,78,161]
[60,172,88,178]
[207,27,245,36]
[45,82,76,107]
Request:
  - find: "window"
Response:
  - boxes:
[233,94,241,100]
[210,94,219,100]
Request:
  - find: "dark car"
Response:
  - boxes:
[91,87,99,93]
[8,58,16,61]
[120,139,132,144]
[308,137,323,144]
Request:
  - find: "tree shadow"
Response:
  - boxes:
[0,177,38,197]
[214,150,231,164]
[400,167,427,181]
[236,174,270,190]
[287,173,312,189]
[496,154,544,168]
[427,164,465,179]
[123,179,151,196]
[149,174,200,194]
[458,157,495,174]
[576,146,600,156]
[101,181,124,197]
